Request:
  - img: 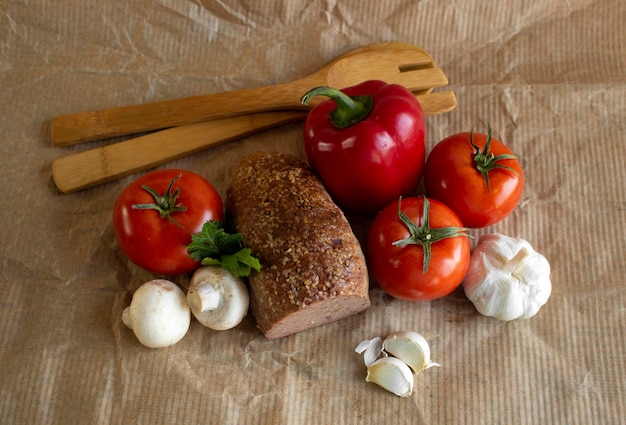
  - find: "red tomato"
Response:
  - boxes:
[367,196,471,301]
[423,128,524,228]
[113,169,223,275]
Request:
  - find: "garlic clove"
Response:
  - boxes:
[355,336,384,367]
[366,357,414,397]
[383,330,441,374]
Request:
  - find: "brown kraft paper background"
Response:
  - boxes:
[0,0,624,424]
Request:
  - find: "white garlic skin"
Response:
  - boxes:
[355,336,383,368]
[463,233,551,321]
[366,357,414,397]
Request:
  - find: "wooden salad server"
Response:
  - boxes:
[50,42,451,146]
[51,42,457,193]
[51,91,456,193]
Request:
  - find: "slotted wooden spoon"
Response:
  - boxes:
[50,43,450,145]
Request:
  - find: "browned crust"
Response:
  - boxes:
[226,152,370,339]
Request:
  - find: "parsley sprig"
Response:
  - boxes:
[187,221,261,277]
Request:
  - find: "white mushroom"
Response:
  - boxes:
[186,266,249,331]
[122,279,191,348]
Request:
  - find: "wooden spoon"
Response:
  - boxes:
[50,43,449,145]
[51,90,456,193]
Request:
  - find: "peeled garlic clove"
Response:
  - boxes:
[383,330,440,374]
[366,357,414,397]
[355,336,384,367]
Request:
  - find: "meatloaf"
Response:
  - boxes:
[226,152,370,339]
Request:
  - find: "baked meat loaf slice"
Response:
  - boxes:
[226,152,370,339]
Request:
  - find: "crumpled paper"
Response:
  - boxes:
[1,0,624,424]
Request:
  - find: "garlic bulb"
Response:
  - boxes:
[463,233,551,321]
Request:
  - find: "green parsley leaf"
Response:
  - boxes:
[234,248,261,270]
[199,257,221,267]
[188,221,261,277]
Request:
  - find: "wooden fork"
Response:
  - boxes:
[50,43,449,146]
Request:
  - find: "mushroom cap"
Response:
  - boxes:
[123,279,191,348]
[187,266,249,331]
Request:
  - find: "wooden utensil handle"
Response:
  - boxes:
[50,79,316,146]
[51,111,306,193]
[51,91,456,194]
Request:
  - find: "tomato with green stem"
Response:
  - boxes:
[113,169,223,276]
[367,196,471,301]
[423,125,524,228]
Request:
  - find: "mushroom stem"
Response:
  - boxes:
[187,283,221,313]
[122,307,133,329]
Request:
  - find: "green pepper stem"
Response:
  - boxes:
[301,86,373,129]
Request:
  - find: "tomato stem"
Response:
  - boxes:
[132,174,187,228]
[300,86,373,129]
[470,123,519,193]
[392,196,471,273]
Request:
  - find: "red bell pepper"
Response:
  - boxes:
[301,80,425,214]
